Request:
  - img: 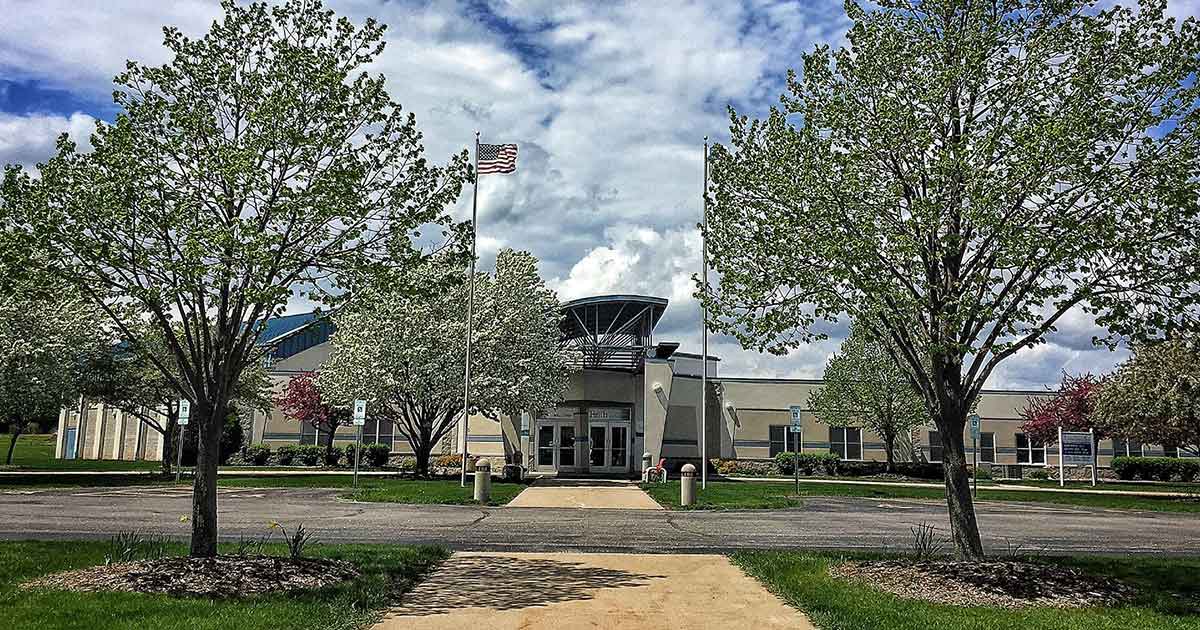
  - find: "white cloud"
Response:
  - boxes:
[1,0,1180,387]
[0,112,95,169]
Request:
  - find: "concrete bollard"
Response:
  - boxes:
[473,458,491,503]
[680,462,697,506]
[642,452,652,479]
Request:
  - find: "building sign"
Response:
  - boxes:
[588,407,631,422]
[540,406,578,420]
[789,406,803,433]
[1060,431,1094,466]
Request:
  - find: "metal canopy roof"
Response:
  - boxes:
[560,295,669,370]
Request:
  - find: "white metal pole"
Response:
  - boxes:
[1090,427,1097,487]
[461,132,480,488]
[1058,425,1064,488]
[700,136,709,490]
[354,424,361,489]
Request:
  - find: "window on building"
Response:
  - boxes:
[1112,438,1142,458]
[1015,433,1045,464]
[830,427,863,460]
[928,431,942,463]
[362,418,393,447]
[769,425,787,457]
[979,432,995,463]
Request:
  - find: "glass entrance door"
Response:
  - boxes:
[587,422,630,473]
[535,422,578,472]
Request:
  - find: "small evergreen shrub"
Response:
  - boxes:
[433,453,463,469]
[774,452,840,476]
[275,444,298,466]
[1027,468,1050,480]
[245,444,271,466]
[295,445,324,466]
[1112,456,1197,482]
[323,446,341,467]
[364,444,391,468]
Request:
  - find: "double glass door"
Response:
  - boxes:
[535,422,576,471]
[588,422,629,473]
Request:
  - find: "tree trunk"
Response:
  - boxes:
[5,424,22,465]
[411,438,433,478]
[190,400,225,557]
[324,424,337,465]
[936,407,984,559]
[159,415,178,477]
[883,431,896,473]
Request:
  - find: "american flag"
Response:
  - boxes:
[477,143,518,175]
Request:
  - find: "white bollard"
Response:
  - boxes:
[680,462,697,506]
[474,458,492,503]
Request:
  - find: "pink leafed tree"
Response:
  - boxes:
[1019,373,1106,445]
[275,371,349,460]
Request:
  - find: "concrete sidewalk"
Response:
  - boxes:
[375,552,813,630]
[505,479,663,509]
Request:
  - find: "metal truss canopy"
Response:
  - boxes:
[560,295,668,371]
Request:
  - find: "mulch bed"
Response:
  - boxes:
[830,559,1137,609]
[23,555,359,598]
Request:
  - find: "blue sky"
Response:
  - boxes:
[1,0,1195,387]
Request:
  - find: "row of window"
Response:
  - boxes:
[298,419,393,446]
[768,426,862,460]
[767,425,1196,463]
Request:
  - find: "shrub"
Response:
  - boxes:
[893,461,944,480]
[433,453,462,469]
[711,458,777,477]
[973,466,992,480]
[1027,468,1050,480]
[364,444,391,468]
[323,446,342,467]
[343,443,359,466]
[275,444,298,466]
[244,444,271,466]
[774,452,840,476]
[295,445,324,466]
[1112,456,1197,482]
[391,455,417,472]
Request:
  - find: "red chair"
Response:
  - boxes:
[643,458,668,483]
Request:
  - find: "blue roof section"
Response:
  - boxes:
[256,312,320,345]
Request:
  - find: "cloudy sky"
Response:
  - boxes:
[2,0,1194,388]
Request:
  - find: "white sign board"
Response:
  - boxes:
[969,413,981,440]
[177,399,190,426]
[353,399,367,426]
[789,406,803,433]
[1060,431,1094,466]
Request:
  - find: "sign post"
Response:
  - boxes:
[969,414,980,498]
[353,400,367,489]
[789,406,803,495]
[175,399,190,484]
[1059,428,1096,488]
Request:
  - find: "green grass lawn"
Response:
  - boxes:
[641,479,1200,512]
[734,551,1200,630]
[218,475,527,506]
[2,434,161,471]
[2,539,447,630]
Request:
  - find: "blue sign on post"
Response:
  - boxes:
[789,406,803,433]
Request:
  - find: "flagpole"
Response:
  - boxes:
[700,136,709,491]
[461,131,480,488]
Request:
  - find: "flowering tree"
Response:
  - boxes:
[1019,373,1105,465]
[276,371,350,462]
[809,323,927,471]
[1,0,469,556]
[0,288,108,464]
[1096,338,1199,450]
[319,249,575,477]
[701,1,1200,559]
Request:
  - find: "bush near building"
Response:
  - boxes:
[244,444,271,466]
[295,445,325,467]
[1112,457,1200,482]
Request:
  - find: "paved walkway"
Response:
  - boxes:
[506,479,663,510]
[375,552,813,630]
